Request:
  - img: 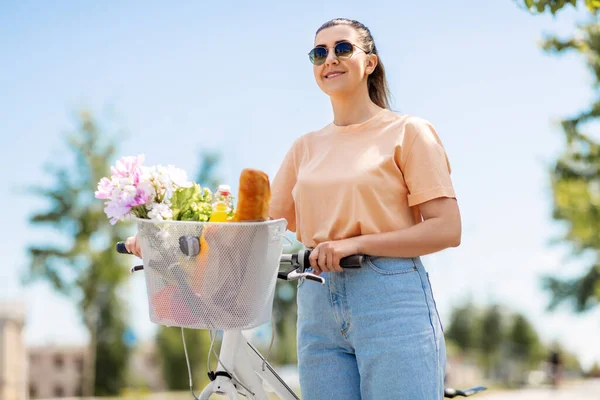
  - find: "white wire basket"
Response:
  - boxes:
[136,218,288,330]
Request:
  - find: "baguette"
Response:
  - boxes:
[232,168,271,222]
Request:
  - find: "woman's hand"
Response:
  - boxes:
[125,234,142,258]
[308,238,360,275]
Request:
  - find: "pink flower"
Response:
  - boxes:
[129,187,151,207]
[104,200,132,225]
[110,154,145,179]
[94,177,113,199]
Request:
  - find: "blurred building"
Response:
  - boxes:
[0,298,165,399]
[27,340,165,398]
[28,345,85,399]
[0,302,27,400]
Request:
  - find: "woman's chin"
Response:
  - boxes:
[322,85,353,99]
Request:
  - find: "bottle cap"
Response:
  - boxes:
[217,184,231,196]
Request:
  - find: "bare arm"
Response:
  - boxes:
[310,197,461,273]
[352,197,461,257]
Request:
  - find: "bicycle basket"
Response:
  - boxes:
[136,218,288,330]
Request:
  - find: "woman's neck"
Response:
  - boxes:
[330,86,382,127]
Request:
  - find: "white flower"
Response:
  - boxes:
[147,202,173,221]
[165,165,192,188]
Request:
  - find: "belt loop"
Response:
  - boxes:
[412,256,422,272]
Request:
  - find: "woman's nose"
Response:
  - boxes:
[325,49,339,66]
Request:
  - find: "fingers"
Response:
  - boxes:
[326,252,334,272]
[309,243,343,274]
[332,253,342,272]
[318,249,328,272]
[124,237,135,257]
[125,235,142,258]
[308,247,322,275]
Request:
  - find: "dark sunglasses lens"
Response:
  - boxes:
[309,47,328,65]
[335,42,354,58]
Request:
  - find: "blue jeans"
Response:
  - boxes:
[296,256,446,400]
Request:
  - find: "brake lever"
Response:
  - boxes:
[130,265,144,273]
[279,268,325,285]
[290,270,325,284]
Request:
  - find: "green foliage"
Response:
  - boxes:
[26,110,132,396]
[480,305,504,355]
[171,183,213,221]
[444,302,581,383]
[445,300,480,351]
[155,327,212,390]
[508,314,545,368]
[478,305,505,377]
[538,23,600,312]
[518,0,599,14]
[94,289,129,395]
[587,361,600,376]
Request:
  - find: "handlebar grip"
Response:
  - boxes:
[340,255,364,268]
[116,242,132,254]
[302,249,364,269]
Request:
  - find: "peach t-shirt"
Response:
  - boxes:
[269,109,456,248]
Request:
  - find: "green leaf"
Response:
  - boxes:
[536,1,547,12]
[586,0,600,12]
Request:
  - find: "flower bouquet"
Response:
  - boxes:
[94,154,217,225]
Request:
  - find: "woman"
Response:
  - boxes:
[268,18,461,399]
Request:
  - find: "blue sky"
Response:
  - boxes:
[2,1,600,369]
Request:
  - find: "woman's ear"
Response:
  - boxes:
[365,54,378,75]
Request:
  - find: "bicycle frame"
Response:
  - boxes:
[198,330,299,400]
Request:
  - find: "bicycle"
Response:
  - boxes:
[117,218,486,399]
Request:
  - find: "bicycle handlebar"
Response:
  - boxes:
[115,240,365,283]
[116,242,130,254]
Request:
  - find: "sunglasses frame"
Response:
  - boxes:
[308,41,370,66]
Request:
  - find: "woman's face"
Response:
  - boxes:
[312,25,377,99]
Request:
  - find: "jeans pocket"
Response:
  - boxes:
[426,272,444,332]
[366,256,418,275]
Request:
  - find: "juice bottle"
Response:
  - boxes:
[209,184,233,222]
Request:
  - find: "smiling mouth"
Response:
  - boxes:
[324,72,345,79]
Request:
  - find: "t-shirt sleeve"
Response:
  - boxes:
[269,137,302,232]
[398,117,456,207]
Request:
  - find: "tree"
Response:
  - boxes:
[26,110,131,396]
[517,0,600,14]
[508,314,545,368]
[515,0,600,313]
[538,24,600,313]
[480,305,505,377]
[587,362,600,377]
[445,300,480,353]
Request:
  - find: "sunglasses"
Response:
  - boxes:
[308,41,369,66]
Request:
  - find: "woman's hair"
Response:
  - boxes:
[316,18,392,109]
